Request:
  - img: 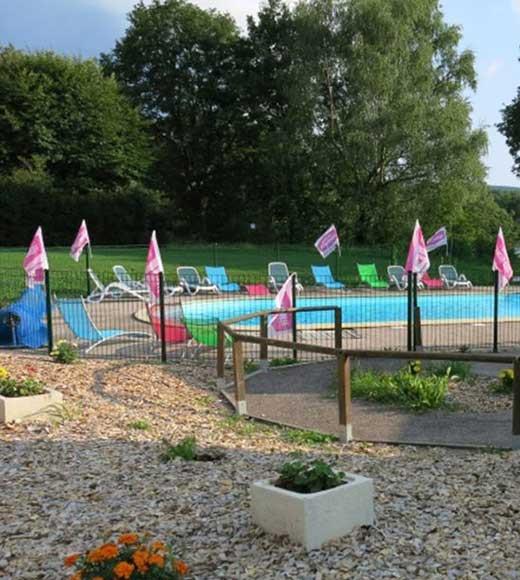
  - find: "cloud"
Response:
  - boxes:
[485,58,504,78]
[513,0,520,15]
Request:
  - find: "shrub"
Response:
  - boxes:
[160,436,197,462]
[128,419,151,431]
[429,361,472,381]
[408,360,421,375]
[275,459,346,494]
[270,357,298,367]
[494,368,514,393]
[351,368,448,412]
[283,428,336,446]
[0,371,45,397]
[64,533,188,578]
[50,340,78,364]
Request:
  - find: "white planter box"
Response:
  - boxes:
[0,389,63,423]
[250,474,374,550]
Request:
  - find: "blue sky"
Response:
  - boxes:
[1,0,519,186]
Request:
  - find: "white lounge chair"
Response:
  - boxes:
[267,262,303,293]
[177,267,219,295]
[439,265,472,289]
[387,265,408,291]
[86,268,148,303]
[113,265,182,297]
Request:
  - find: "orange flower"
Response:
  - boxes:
[149,553,165,568]
[70,573,82,580]
[88,543,119,563]
[132,549,149,573]
[113,562,135,579]
[64,554,80,567]
[151,540,166,552]
[118,533,139,545]
[92,577,104,580]
[175,560,189,575]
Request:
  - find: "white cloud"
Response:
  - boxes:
[513,0,520,15]
[485,58,504,78]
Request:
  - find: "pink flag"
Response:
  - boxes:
[405,220,430,274]
[145,231,164,302]
[23,227,49,287]
[70,220,90,262]
[492,227,513,290]
[315,225,340,258]
[269,274,294,334]
[426,226,448,253]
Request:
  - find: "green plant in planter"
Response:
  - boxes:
[275,459,346,494]
[0,376,45,397]
[50,340,78,364]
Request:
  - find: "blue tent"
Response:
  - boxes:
[0,286,47,348]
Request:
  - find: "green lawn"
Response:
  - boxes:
[0,242,511,291]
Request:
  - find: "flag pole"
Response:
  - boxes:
[85,248,91,296]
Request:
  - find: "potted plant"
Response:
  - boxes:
[250,459,374,550]
[0,366,62,423]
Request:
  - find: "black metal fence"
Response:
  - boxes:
[0,266,519,363]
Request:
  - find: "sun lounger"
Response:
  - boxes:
[176,267,219,295]
[357,264,389,289]
[438,265,472,289]
[311,265,345,290]
[204,266,241,292]
[267,262,303,293]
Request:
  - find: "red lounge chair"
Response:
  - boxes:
[244,284,271,296]
[421,272,443,289]
[147,304,189,343]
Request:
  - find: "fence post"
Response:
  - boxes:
[292,275,298,361]
[335,250,340,280]
[233,339,247,415]
[217,322,225,381]
[213,243,218,267]
[44,269,53,354]
[493,270,499,353]
[512,358,520,450]
[260,314,268,369]
[407,271,413,351]
[158,272,167,363]
[337,353,352,443]
[85,251,91,296]
[412,273,422,350]
[334,307,342,350]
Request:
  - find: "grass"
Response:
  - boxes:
[127,419,151,431]
[428,361,473,381]
[282,428,336,446]
[0,241,504,288]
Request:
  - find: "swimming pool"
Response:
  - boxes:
[179,292,520,326]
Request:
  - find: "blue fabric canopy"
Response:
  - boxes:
[0,286,47,348]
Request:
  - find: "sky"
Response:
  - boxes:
[0,0,519,186]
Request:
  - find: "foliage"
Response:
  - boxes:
[160,436,197,462]
[429,360,472,381]
[64,533,188,579]
[47,403,82,426]
[128,419,151,431]
[0,367,45,397]
[351,368,449,411]
[244,359,259,374]
[493,368,514,394]
[275,459,345,494]
[50,340,78,364]
[282,428,336,446]
[408,360,422,375]
[270,357,298,367]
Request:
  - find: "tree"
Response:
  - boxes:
[0,46,153,190]
[102,0,244,239]
[498,83,520,179]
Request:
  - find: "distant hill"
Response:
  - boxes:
[490,185,520,196]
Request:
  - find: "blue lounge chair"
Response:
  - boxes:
[0,286,47,348]
[311,265,345,290]
[205,266,241,293]
[56,296,151,353]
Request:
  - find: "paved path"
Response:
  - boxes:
[227,360,513,449]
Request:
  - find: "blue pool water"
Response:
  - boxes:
[180,292,520,326]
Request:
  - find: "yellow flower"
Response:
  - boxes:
[113,562,134,579]
[0,367,9,380]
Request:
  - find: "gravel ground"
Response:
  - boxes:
[1,353,520,579]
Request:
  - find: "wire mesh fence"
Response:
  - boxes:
[1,265,519,364]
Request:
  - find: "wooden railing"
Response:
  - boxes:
[217,306,520,449]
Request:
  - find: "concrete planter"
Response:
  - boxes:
[0,389,63,423]
[250,474,374,550]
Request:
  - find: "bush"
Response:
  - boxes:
[494,368,514,394]
[270,357,298,367]
[64,533,188,578]
[50,340,78,364]
[351,368,449,412]
[429,361,472,381]
[160,436,197,461]
[275,459,346,494]
[0,367,45,397]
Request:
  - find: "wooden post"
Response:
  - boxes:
[337,353,352,443]
[217,322,225,380]
[334,307,342,350]
[260,315,268,368]
[512,358,520,450]
[233,339,247,415]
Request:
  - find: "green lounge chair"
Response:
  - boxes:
[357,264,388,289]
